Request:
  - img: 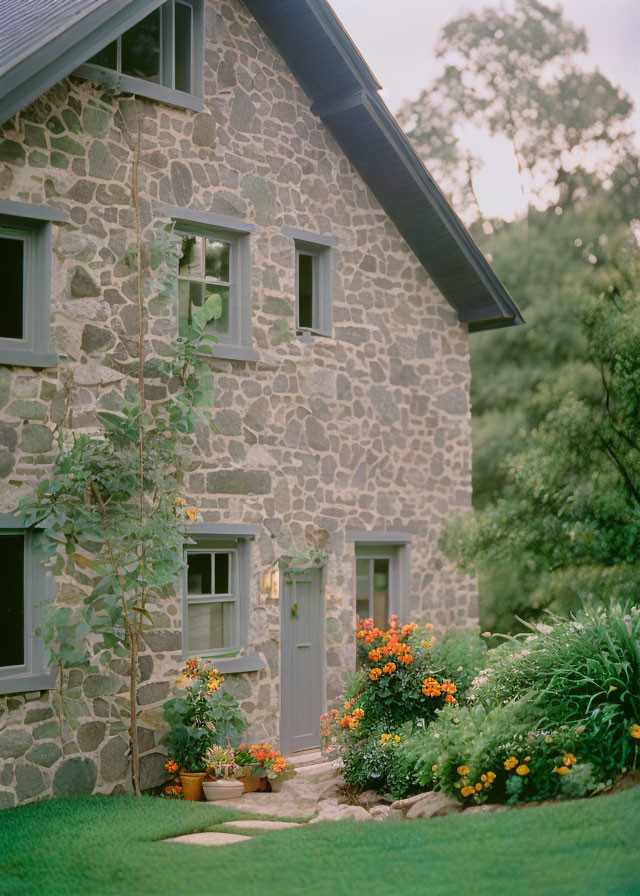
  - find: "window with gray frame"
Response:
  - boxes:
[0,519,56,695]
[282,227,334,337]
[183,533,253,656]
[0,200,64,368]
[78,0,204,111]
[178,229,237,342]
[351,536,412,629]
[166,207,258,361]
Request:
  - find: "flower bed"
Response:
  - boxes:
[327,604,640,807]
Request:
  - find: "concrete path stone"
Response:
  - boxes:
[163,832,251,846]
[221,820,301,830]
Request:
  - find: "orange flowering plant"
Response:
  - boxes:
[339,616,460,739]
[234,743,294,781]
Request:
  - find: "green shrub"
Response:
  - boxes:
[341,728,415,800]
[474,603,640,776]
[430,627,488,695]
[400,701,602,806]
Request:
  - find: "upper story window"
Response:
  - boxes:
[282,227,335,338]
[78,1,204,112]
[163,206,259,362]
[0,516,56,695]
[0,200,65,369]
[178,231,235,342]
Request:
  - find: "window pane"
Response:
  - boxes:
[372,559,389,630]
[0,234,24,340]
[1,534,25,668]
[204,286,230,335]
[174,1,193,93]
[214,552,231,595]
[178,279,206,335]
[205,239,230,282]
[298,253,314,328]
[88,40,118,69]
[122,9,161,82]
[188,601,233,652]
[179,235,201,278]
[187,553,211,595]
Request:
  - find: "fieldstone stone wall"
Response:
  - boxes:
[0,0,477,807]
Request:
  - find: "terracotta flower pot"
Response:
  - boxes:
[237,769,268,793]
[180,771,206,801]
[202,778,244,801]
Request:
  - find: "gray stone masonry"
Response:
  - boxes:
[0,0,477,807]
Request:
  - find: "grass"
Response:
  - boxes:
[1,788,639,896]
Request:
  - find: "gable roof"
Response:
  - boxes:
[0,0,523,331]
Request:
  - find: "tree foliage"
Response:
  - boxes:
[443,255,640,617]
[398,0,634,214]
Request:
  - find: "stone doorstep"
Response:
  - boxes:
[163,832,251,846]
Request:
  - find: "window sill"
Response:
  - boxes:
[0,347,57,369]
[0,669,57,696]
[74,65,204,114]
[202,344,260,363]
[296,328,332,342]
[184,654,265,674]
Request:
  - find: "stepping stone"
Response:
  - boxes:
[163,832,251,846]
[221,820,301,831]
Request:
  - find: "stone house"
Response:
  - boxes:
[0,0,522,806]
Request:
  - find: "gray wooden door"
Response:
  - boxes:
[280,568,325,755]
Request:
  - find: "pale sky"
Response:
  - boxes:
[330,0,640,220]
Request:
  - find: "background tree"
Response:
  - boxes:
[396,0,640,631]
[398,0,634,214]
[443,254,640,627]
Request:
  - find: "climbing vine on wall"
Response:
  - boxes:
[18,95,222,795]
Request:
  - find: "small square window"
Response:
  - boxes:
[0,519,57,695]
[183,534,252,656]
[283,228,334,338]
[81,0,203,109]
[0,201,62,369]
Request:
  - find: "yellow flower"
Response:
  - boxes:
[394,735,401,743]
[545,736,553,744]
[432,765,438,772]
[504,757,518,771]
[457,765,470,776]
[380,733,392,742]
[486,771,496,782]
[630,724,640,739]
[461,785,475,798]
[516,764,530,776]
[553,766,569,775]
[562,753,577,767]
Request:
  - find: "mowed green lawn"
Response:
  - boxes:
[1,787,639,896]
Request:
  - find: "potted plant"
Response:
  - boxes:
[203,745,244,801]
[234,743,293,792]
[163,659,248,801]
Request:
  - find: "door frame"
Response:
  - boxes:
[279,563,326,756]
